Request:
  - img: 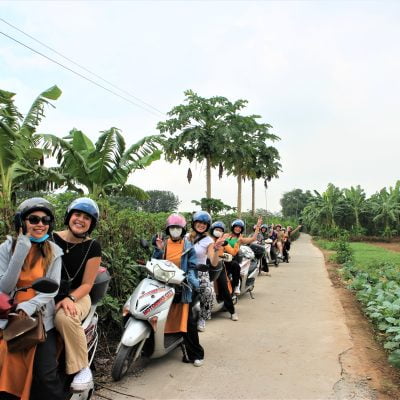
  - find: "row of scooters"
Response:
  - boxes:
[110,238,286,382]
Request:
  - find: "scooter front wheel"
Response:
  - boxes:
[111,343,141,381]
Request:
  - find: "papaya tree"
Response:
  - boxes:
[157,90,247,199]
[223,114,280,216]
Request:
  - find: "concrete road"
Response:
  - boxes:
[97,234,359,400]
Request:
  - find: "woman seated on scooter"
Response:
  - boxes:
[253,224,270,274]
[153,214,205,367]
[53,198,102,392]
[187,211,224,333]
[224,218,262,295]
[0,198,66,400]
[209,221,238,321]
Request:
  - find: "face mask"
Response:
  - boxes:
[169,227,183,239]
[213,230,222,238]
[29,234,49,243]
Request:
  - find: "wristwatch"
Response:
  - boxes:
[67,294,77,302]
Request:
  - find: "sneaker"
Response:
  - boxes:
[234,285,241,295]
[194,359,204,367]
[70,367,93,392]
[197,318,206,332]
[231,313,239,321]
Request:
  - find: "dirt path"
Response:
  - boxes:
[96,234,399,400]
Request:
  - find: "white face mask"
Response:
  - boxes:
[169,227,183,239]
[213,229,223,238]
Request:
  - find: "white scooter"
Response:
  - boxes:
[265,238,280,267]
[232,245,259,301]
[69,266,111,399]
[111,256,203,381]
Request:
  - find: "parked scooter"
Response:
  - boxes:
[111,250,204,381]
[265,238,280,267]
[231,245,259,301]
[68,266,111,399]
[208,261,225,314]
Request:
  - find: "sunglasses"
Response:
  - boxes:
[25,215,52,225]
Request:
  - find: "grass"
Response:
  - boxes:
[349,243,400,268]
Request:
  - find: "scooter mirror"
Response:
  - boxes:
[31,278,59,293]
[140,239,150,249]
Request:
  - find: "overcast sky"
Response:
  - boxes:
[1,1,399,214]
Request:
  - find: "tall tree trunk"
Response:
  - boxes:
[237,174,242,217]
[251,178,255,216]
[206,157,211,198]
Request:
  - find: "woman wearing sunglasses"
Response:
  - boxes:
[0,197,66,400]
[52,198,102,393]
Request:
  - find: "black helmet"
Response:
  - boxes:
[231,219,245,233]
[14,197,55,234]
[64,197,99,234]
[192,211,212,232]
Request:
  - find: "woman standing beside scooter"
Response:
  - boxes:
[187,211,224,333]
[0,198,65,400]
[154,214,204,366]
[53,198,102,393]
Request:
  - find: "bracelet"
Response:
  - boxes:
[67,294,77,302]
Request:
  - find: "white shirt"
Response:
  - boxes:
[190,235,214,265]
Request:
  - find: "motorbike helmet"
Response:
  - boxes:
[260,224,268,230]
[14,197,55,234]
[231,219,245,234]
[210,221,226,238]
[192,211,212,232]
[165,213,187,236]
[64,197,99,234]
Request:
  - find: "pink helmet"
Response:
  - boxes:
[165,214,187,235]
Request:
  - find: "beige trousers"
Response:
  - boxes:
[54,294,91,375]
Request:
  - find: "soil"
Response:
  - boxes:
[366,242,400,253]
[319,245,400,400]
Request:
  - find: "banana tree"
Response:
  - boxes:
[343,185,366,233]
[42,127,162,199]
[0,85,62,217]
[370,185,400,238]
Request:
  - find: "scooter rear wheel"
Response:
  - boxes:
[111,343,141,381]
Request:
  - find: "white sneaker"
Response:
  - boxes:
[197,318,206,332]
[231,313,239,321]
[194,359,204,367]
[70,367,93,392]
[234,285,241,295]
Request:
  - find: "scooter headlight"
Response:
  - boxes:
[153,263,175,283]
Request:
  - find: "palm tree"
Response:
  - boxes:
[157,90,247,198]
[0,85,62,220]
[42,127,162,199]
